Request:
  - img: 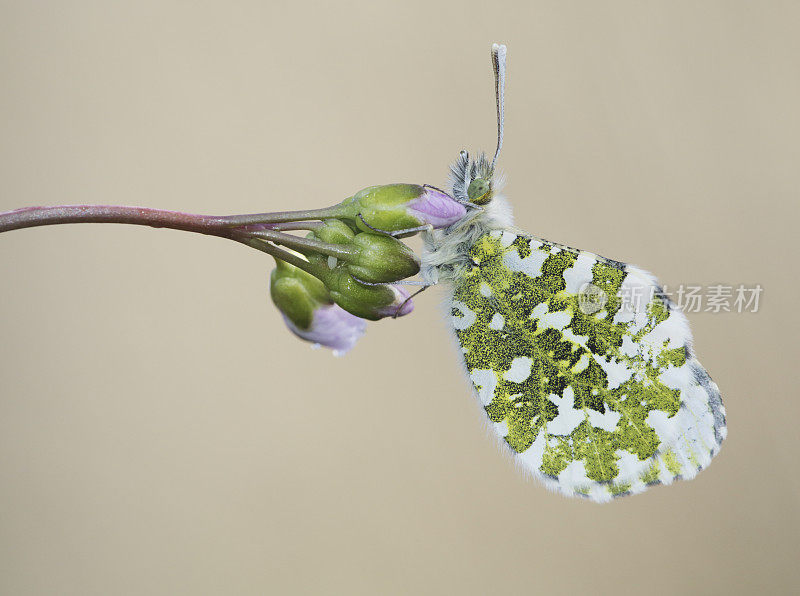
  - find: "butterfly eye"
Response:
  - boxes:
[467,177,492,204]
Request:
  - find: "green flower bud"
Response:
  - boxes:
[270,258,367,354]
[306,224,420,284]
[314,218,355,245]
[323,266,414,321]
[347,232,420,283]
[338,184,423,232]
[334,184,466,233]
[269,259,332,330]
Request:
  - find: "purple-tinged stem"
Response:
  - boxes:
[0,205,229,236]
[0,204,344,235]
[0,204,356,273]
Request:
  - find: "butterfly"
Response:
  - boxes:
[420,44,726,502]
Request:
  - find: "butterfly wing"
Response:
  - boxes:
[450,230,726,501]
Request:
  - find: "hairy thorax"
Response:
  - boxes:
[421,194,515,285]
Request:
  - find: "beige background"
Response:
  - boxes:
[1,1,798,594]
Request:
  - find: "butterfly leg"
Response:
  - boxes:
[421,183,452,196]
[392,283,433,318]
[422,184,483,210]
[349,273,435,317]
[357,213,432,238]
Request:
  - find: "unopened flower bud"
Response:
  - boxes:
[347,232,420,283]
[314,218,355,245]
[270,259,366,355]
[406,186,468,227]
[306,224,419,284]
[336,184,466,233]
[270,260,330,329]
[374,284,415,318]
[324,267,414,321]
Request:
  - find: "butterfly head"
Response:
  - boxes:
[450,150,496,206]
[467,176,492,205]
[450,44,506,208]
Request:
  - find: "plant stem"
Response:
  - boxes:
[240,222,324,232]
[0,205,228,236]
[249,229,355,259]
[0,204,350,279]
[0,204,345,236]
[233,236,327,279]
[218,206,342,227]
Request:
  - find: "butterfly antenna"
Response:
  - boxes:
[490,43,507,171]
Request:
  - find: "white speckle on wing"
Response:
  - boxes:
[571,353,591,374]
[517,428,546,470]
[547,387,583,435]
[538,309,572,331]
[592,354,633,390]
[502,249,547,278]
[587,407,621,432]
[470,369,497,405]
[489,312,505,330]
[530,302,548,320]
[558,459,591,487]
[563,253,596,294]
[450,300,477,330]
[500,230,516,247]
[504,357,533,383]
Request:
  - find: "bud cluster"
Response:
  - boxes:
[266,184,467,354]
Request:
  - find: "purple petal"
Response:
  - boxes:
[374,285,415,318]
[282,304,367,356]
[406,187,467,228]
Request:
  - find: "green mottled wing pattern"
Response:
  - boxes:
[450,230,726,501]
